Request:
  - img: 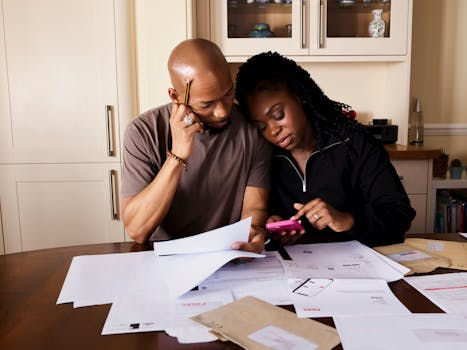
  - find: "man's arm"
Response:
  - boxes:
[121,157,185,243]
[232,186,269,253]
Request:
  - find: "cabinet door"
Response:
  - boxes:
[1,0,120,163]
[210,0,309,57]
[0,164,124,253]
[309,0,410,56]
[407,194,426,234]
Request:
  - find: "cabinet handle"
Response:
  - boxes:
[301,0,307,48]
[106,105,115,157]
[319,1,325,48]
[109,169,119,221]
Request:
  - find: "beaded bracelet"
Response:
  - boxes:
[166,151,188,170]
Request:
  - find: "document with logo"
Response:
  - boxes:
[282,240,409,282]
[404,272,467,314]
[289,278,410,318]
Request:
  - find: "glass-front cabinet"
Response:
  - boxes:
[208,0,410,58]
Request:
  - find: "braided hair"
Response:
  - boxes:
[235,51,365,139]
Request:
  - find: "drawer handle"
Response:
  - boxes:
[106,105,116,157]
[109,169,119,221]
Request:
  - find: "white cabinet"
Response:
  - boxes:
[0,0,136,253]
[202,0,411,60]
[391,159,432,234]
[0,164,123,253]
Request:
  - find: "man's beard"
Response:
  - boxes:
[204,118,231,134]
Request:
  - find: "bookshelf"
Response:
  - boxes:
[429,173,467,233]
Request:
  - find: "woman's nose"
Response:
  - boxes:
[270,125,281,137]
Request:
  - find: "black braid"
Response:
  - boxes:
[235,51,366,139]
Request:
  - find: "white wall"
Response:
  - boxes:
[411,0,467,163]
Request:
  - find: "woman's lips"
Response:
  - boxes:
[278,135,292,148]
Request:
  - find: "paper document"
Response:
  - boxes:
[289,278,411,318]
[153,217,265,297]
[282,241,408,282]
[198,251,291,305]
[57,251,166,307]
[404,272,467,314]
[405,238,467,271]
[374,241,451,274]
[192,296,341,350]
[334,314,467,350]
[102,289,233,336]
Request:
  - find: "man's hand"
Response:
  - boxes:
[169,103,204,160]
[266,215,305,245]
[231,224,267,254]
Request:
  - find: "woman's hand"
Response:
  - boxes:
[266,215,305,245]
[292,198,354,232]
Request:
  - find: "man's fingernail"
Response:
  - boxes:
[232,243,240,250]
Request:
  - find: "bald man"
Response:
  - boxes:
[120,39,271,253]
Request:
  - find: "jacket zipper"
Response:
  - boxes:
[273,138,350,192]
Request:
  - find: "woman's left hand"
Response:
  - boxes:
[291,198,354,232]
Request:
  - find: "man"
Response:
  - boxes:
[120,39,271,253]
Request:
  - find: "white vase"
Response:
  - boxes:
[368,9,385,38]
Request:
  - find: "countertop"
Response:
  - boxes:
[385,144,441,160]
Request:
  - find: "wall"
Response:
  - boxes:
[134,0,192,113]
[410,0,467,164]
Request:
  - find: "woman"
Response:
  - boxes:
[235,52,415,247]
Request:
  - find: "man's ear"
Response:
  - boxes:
[168,88,180,103]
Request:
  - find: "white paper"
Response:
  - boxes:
[459,232,467,239]
[289,278,410,318]
[334,314,467,350]
[153,217,252,255]
[387,249,432,262]
[282,241,408,282]
[153,217,265,297]
[248,325,318,350]
[404,272,467,314]
[157,250,264,298]
[102,289,233,335]
[57,251,166,307]
[165,325,218,344]
[198,251,291,305]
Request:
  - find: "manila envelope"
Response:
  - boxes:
[191,296,340,350]
[404,238,467,271]
[373,241,451,274]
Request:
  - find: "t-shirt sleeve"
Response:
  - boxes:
[246,132,272,189]
[121,122,161,197]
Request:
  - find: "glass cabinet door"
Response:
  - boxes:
[210,0,309,57]
[309,0,409,56]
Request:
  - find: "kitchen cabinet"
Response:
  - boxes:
[202,0,411,60]
[391,159,430,234]
[0,0,136,253]
[386,145,441,234]
[0,164,123,253]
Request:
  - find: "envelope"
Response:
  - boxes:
[191,296,340,350]
[404,238,467,271]
[373,241,451,274]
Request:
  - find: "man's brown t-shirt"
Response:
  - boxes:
[121,103,271,240]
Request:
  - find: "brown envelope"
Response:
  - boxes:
[373,241,451,274]
[404,238,467,271]
[191,296,340,350]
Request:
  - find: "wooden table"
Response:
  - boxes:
[1,234,465,350]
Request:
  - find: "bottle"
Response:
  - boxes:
[409,98,424,145]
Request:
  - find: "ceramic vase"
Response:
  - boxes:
[369,9,385,38]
